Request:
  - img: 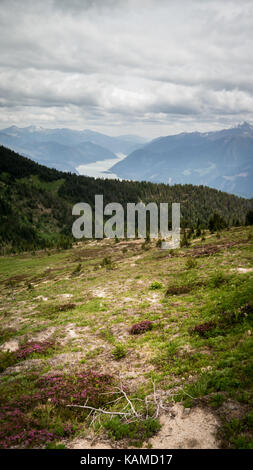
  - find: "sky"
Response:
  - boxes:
[0,0,253,138]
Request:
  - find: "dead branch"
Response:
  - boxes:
[66,404,131,416]
[66,382,174,422]
[115,386,139,418]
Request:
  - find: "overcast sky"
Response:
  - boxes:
[0,0,252,138]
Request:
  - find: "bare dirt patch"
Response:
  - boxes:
[60,324,91,345]
[0,339,20,352]
[146,292,161,305]
[148,403,219,449]
[32,326,57,343]
[2,358,43,375]
[57,293,74,300]
[237,267,253,274]
[93,287,108,298]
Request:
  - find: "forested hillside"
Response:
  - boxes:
[0,145,252,253]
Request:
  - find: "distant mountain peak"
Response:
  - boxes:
[236,121,253,130]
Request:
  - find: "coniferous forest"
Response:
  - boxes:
[1,145,252,253]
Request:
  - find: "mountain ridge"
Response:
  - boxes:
[110,122,253,198]
[0,126,147,173]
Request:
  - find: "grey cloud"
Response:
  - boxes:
[0,0,252,137]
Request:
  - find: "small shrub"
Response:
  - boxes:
[209,271,227,288]
[16,340,55,360]
[0,350,17,372]
[191,321,217,337]
[185,257,197,269]
[72,263,82,275]
[112,344,127,360]
[219,417,253,449]
[129,320,153,335]
[58,303,76,312]
[150,281,163,290]
[165,285,192,296]
[210,393,226,408]
[156,239,162,248]
[101,256,114,269]
[103,416,161,446]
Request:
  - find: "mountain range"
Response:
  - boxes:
[0,123,252,198]
[0,126,147,173]
[110,122,253,198]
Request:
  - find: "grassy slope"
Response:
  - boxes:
[0,226,252,448]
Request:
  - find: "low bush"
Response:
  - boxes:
[150,281,163,290]
[185,257,197,269]
[209,271,227,288]
[16,340,55,360]
[0,350,17,373]
[112,344,127,360]
[72,263,82,275]
[58,303,76,312]
[103,416,161,446]
[129,321,153,335]
[165,285,192,295]
[191,321,217,337]
[101,256,114,269]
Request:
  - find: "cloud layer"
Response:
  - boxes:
[0,0,252,137]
